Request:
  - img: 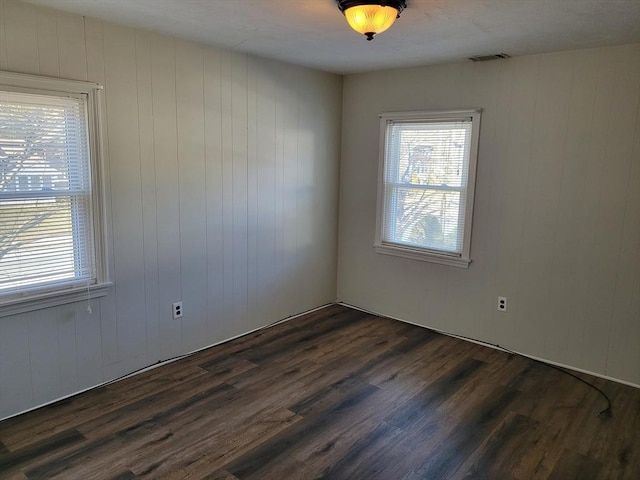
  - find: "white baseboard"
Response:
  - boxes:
[0,302,335,422]
[337,301,640,390]
[5,299,635,423]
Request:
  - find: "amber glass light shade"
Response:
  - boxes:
[344,5,399,40]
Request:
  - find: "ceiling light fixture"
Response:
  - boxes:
[336,0,407,41]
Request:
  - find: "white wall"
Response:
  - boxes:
[0,0,342,419]
[338,44,640,386]
[1,1,638,421]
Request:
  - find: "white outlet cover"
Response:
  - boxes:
[497,297,507,311]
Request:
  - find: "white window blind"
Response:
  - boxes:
[375,110,481,267]
[0,90,96,295]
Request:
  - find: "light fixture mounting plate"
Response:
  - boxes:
[336,0,407,15]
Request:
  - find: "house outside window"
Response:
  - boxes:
[375,109,482,268]
[0,71,110,316]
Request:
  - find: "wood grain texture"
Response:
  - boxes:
[337,42,640,386]
[1,305,638,480]
[0,0,342,419]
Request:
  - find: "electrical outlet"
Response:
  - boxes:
[172,301,183,319]
[497,296,507,312]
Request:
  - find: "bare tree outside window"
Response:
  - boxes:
[1,103,69,260]
[376,110,481,267]
[391,127,467,251]
[0,91,92,292]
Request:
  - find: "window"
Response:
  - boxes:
[0,71,110,316]
[375,109,481,268]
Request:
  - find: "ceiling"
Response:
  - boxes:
[23,0,640,75]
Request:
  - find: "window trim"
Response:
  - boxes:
[374,108,482,268]
[0,71,111,317]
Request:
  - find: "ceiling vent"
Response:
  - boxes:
[468,53,511,62]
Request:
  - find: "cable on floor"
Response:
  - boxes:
[338,302,612,418]
[429,330,611,418]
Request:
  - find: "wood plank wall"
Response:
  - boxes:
[338,44,640,386]
[0,0,342,419]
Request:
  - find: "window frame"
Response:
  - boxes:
[374,109,482,268]
[0,71,111,317]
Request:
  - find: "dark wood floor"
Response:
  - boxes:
[1,304,639,479]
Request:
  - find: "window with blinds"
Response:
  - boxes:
[1,72,107,310]
[375,109,481,268]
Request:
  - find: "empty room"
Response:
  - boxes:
[0,0,639,478]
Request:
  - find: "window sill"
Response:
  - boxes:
[0,282,113,318]
[374,242,471,268]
